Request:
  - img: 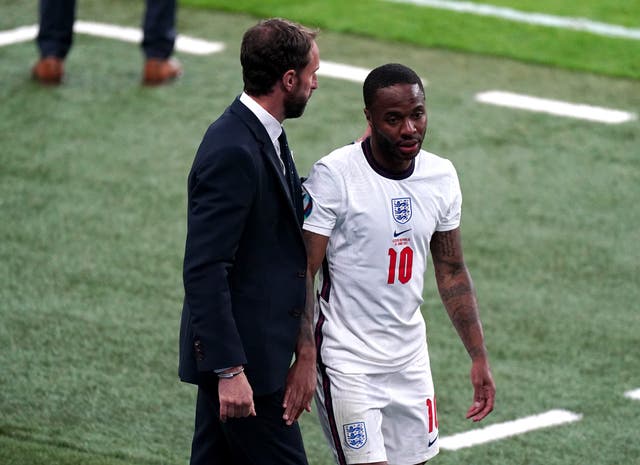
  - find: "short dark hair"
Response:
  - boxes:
[363,63,424,109]
[241,18,318,96]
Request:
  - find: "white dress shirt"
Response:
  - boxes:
[239,92,286,173]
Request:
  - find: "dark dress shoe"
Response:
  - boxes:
[32,57,64,85]
[142,57,183,86]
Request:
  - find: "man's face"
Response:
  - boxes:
[284,41,320,119]
[365,83,427,164]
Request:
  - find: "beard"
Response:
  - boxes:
[372,125,424,162]
[283,91,309,119]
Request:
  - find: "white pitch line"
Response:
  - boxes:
[440,409,582,451]
[475,90,637,124]
[624,389,640,401]
[318,61,372,83]
[0,24,38,47]
[0,22,224,55]
[74,21,224,55]
[385,0,640,41]
[318,61,428,86]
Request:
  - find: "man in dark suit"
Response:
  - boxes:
[179,18,320,465]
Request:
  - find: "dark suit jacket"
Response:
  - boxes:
[179,98,307,396]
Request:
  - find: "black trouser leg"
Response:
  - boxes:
[141,0,177,59]
[191,383,309,465]
[37,0,76,58]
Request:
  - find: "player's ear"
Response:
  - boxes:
[282,69,296,92]
[364,108,372,125]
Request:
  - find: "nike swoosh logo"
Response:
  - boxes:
[393,229,412,237]
[428,434,438,447]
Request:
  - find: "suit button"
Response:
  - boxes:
[297,270,306,278]
[194,340,205,360]
[289,308,303,317]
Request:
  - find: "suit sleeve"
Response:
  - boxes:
[183,142,257,373]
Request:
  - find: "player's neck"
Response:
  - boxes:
[363,137,415,180]
[370,140,413,174]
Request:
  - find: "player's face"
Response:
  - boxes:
[284,41,320,119]
[366,83,427,169]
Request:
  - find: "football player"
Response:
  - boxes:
[302,63,495,465]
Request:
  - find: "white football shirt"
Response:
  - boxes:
[303,138,462,373]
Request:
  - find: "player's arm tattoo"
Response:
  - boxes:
[431,229,488,360]
[431,228,457,258]
[292,269,317,360]
[298,231,330,356]
[298,275,315,348]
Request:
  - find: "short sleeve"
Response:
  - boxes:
[436,163,462,232]
[302,161,343,237]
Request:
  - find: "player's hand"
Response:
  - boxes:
[218,370,256,422]
[466,358,495,422]
[282,349,316,426]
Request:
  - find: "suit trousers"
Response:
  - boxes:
[190,381,309,465]
[37,0,176,59]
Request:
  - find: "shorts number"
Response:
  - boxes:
[387,247,413,284]
[427,397,439,433]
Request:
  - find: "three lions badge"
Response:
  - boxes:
[343,421,367,449]
[392,197,412,224]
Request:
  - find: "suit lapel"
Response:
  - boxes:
[229,99,301,224]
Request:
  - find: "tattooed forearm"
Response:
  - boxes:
[294,273,317,356]
[433,253,487,360]
[467,346,487,359]
[431,227,488,360]
[449,304,487,360]
[439,282,473,302]
[299,274,316,345]
[450,304,480,332]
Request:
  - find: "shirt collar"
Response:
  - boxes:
[239,92,282,148]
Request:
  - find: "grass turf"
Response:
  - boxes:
[183,0,640,81]
[1,0,640,464]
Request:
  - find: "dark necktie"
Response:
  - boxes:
[278,130,295,198]
[278,130,304,224]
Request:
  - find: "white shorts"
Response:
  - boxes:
[315,354,439,465]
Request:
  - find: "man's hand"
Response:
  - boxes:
[218,369,256,422]
[282,349,316,426]
[465,358,495,422]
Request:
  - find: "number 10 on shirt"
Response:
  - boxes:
[387,246,414,284]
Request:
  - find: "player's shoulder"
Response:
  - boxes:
[418,148,453,165]
[313,141,363,171]
[417,149,457,175]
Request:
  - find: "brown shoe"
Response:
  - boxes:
[142,57,182,86]
[32,56,64,85]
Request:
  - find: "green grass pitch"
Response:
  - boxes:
[1,1,639,464]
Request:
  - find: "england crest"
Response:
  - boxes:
[391,197,412,224]
[343,421,367,449]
